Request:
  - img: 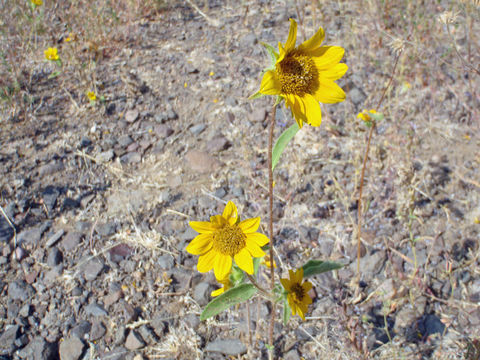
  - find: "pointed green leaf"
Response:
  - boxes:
[272,122,300,171]
[200,284,257,321]
[302,260,343,277]
[248,91,265,100]
[370,112,384,122]
[283,297,291,325]
[260,42,279,70]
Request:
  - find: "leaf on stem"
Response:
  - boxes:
[200,284,257,321]
[272,122,300,171]
[302,260,343,277]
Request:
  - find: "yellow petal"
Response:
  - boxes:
[321,63,348,80]
[295,268,304,283]
[214,253,232,280]
[245,239,265,257]
[185,233,213,255]
[259,70,281,96]
[222,201,238,225]
[246,232,269,247]
[211,287,225,297]
[303,281,313,293]
[234,248,254,274]
[285,94,307,128]
[197,250,216,273]
[314,79,346,104]
[298,26,325,52]
[280,278,292,291]
[311,46,345,70]
[302,94,322,127]
[296,304,306,320]
[238,217,260,234]
[190,221,215,233]
[284,18,298,53]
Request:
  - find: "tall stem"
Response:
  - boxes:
[356,51,402,281]
[268,103,276,358]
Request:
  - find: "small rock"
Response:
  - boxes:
[47,248,63,267]
[120,152,142,164]
[104,289,123,307]
[17,336,55,360]
[205,339,247,356]
[46,229,65,247]
[125,330,145,350]
[376,278,396,301]
[90,320,106,341]
[349,87,366,106]
[71,321,92,340]
[42,186,59,213]
[394,306,416,334]
[157,255,174,270]
[96,222,117,237]
[85,303,108,317]
[189,124,206,136]
[138,325,157,345]
[193,282,212,306]
[185,150,219,173]
[38,161,64,177]
[108,244,133,263]
[0,324,20,354]
[17,227,44,245]
[8,280,34,301]
[284,349,301,360]
[150,314,166,337]
[0,216,14,243]
[83,258,104,281]
[59,336,85,360]
[15,246,28,261]
[62,232,83,251]
[249,107,267,123]
[358,250,386,277]
[118,135,134,148]
[97,150,114,163]
[206,135,230,153]
[125,110,139,123]
[100,347,128,360]
[154,124,174,138]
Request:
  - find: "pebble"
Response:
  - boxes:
[83,257,104,281]
[118,135,134,148]
[97,150,115,163]
[120,151,142,164]
[8,280,34,301]
[15,246,28,261]
[59,336,85,360]
[96,221,117,237]
[125,330,145,350]
[47,248,63,267]
[45,229,65,247]
[205,339,247,356]
[185,150,220,173]
[125,109,139,123]
[71,320,92,339]
[189,124,206,136]
[85,303,108,317]
[249,107,267,123]
[90,320,106,341]
[154,124,174,138]
[17,336,55,360]
[206,134,230,153]
[38,161,64,177]
[17,226,44,245]
[100,346,128,360]
[349,87,366,106]
[62,231,83,251]
[138,325,157,345]
[193,282,212,306]
[0,324,20,354]
[157,254,174,270]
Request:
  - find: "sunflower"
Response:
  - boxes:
[258,19,348,128]
[357,109,377,122]
[44,47,59,61]
[280,268,313,320]
[186,201,269,280]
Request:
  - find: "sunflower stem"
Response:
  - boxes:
[268,102,276,359]
[356,51,402,283]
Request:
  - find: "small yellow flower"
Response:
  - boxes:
[211,273,232,297]
[44,47,59,61]
[357,109,377,122]
[87,91,96,101]
[186,201,269,280]
[280,268,313,320]
[209,71,215,76]
[261,255,277,269]
[258,19,348,128]
[31,0,43,5]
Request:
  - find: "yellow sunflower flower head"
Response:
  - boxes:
[258,18,348,129]
[31,0,43,6]
[44,47,59,61]
[357,109,377,122]
[186,201,270,280]
[280,268,313,320]
[87,91,97,101]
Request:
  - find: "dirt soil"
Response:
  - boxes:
[1,1,479,359]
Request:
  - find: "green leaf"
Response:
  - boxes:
[248,91,265,100]
[370,112,384,122]
[48,71,61,79]
[200,284,257,321]
[272,122,300,171]
[282,297,291,325]
[302,260,343,277]
[260,42,278,70]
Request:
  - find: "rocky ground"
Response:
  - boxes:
[1,0,479,359]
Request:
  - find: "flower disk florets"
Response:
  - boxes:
[276,53,318,97]
[213,225,247,256]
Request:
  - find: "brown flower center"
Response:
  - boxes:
[276,53,319,96]
[212,225,246,256]
[291,283,305,302]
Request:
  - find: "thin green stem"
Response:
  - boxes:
[268,102,276,360]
